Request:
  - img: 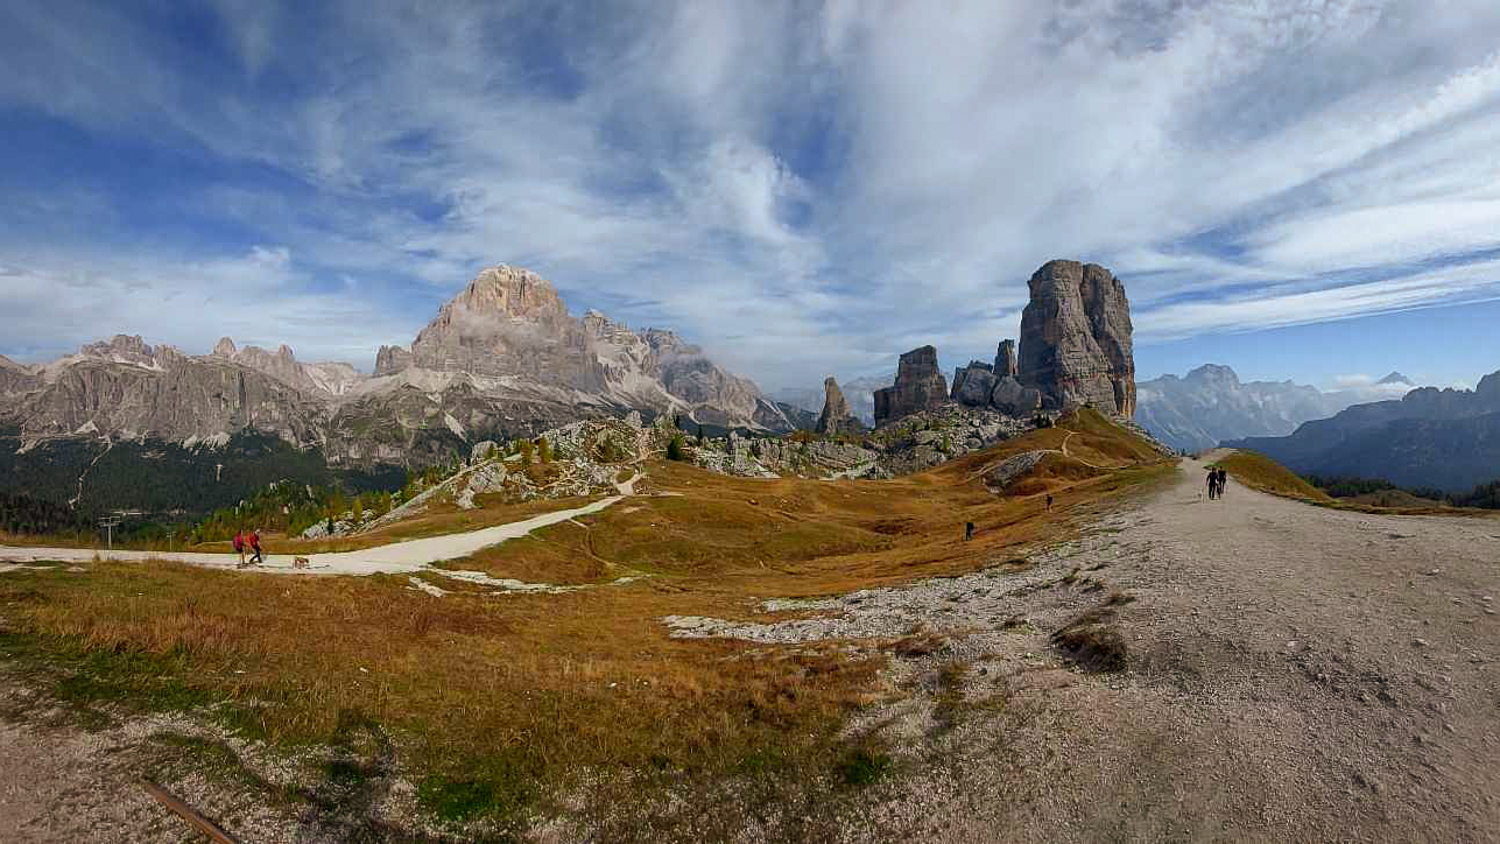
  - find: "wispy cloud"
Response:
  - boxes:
[3,1,1500,388]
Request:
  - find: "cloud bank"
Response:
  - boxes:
[3,0,1500,387]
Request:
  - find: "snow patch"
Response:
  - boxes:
[73,421,98,435]
[444,412,466,439]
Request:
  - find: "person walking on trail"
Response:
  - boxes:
[1217,469,1228,499]
[233,529,246,568]
[249,529,264,566]
[1207,468,1219,500]
[964,521,975,542]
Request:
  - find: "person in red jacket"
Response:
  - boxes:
[233,529,246,568]
[249,529,264,566]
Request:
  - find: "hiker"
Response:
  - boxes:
[233,529,246,568]
[249,529,264,566]
[964,521,975,542]
[1206,468,1218,500]
[1217,469,1228,499]
[1046,494,1054,511]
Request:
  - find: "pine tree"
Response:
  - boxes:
[666,433,687,461]
[538,437,552,464]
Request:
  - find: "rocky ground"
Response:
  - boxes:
[667,455,1500,842]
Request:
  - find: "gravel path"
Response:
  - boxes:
[0,475,639,577]
[813,455,1500,842]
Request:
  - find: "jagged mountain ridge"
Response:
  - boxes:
[1137,365,1420,453]
[1224,370,1500,491]
[0,265,803,471]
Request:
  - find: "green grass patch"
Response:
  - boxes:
[835,744,892,787]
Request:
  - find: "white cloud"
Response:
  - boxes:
[5,1,1500,391]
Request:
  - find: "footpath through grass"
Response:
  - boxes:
[0,409,1175,839]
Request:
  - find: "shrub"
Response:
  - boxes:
[538,437,552,464]
[666,433,687,461]
[519,440,534,466]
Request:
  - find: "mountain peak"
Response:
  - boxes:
[1186,363,1240,385]
[453,265,567,322]
[1378,371,1413,385]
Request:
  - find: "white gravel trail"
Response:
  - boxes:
[0,495,625,577]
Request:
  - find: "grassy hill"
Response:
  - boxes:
[1214,450,1332,502]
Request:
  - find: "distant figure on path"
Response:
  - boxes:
[249,529,264,566]
[964,521,975,542]
[233,529,246,567]
[1217,469,1228,499]
[1046,494,1054,511]
[1207,469,1218,500]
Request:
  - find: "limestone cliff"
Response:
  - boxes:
[1018,260,1135,417]
[874,346,948,426]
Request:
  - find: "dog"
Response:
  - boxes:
[293,556,311,570]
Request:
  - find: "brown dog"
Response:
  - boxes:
[293,556,311,569]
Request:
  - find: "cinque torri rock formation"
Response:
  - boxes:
[1017,260,1135,417]
[873,346,948,426]
[871,259,1136,428]
[0,265,807,511]
[815,377,864,435]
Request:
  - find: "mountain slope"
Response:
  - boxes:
[1136,365,1344,452]
[1226,371,1500,491]
[0,265,802,514]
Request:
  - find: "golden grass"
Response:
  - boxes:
[1214,450,1332,502]
[0,408,1175,834]
[1215,450,1500,518]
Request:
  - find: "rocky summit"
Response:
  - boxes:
[874,346,948,427]
[994,339,1018,378]
[0,265,810,512]
[1017,260,1135,417]
[815,377,863,435]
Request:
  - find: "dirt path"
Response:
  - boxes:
[0,492,631,577]
[822,455,1500,842]
[666,456,1500,841]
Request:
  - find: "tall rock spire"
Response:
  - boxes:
[1017,260,1135,417]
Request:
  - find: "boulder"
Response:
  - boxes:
[815,377,864,435]
[471,440,499,462]
[874,346,948,426]
[991,376,1043,416]
[1018,260,1136,417]
[952,364,997,407]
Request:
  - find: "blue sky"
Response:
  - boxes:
[4,1,1500,394]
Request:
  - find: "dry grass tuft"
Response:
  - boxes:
[1051,604,1129,672]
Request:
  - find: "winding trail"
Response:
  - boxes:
[0,474,641,578]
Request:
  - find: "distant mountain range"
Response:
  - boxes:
[1224,370,1500,492]
[1136,365,1416,453]
[0,265,810,514]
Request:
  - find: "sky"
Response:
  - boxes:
[4,0,1500,395]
